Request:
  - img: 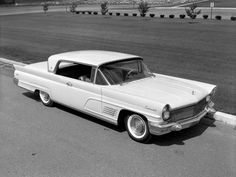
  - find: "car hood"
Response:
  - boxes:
[111,75,211,109]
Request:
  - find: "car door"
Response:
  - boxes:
[95,69,120,124]
[50,61,102,115]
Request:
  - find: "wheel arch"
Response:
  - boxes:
[34,89,40,96]
[33,85,51,96]
[117,109,148,128]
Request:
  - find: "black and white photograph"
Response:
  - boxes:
[0,0,235,176]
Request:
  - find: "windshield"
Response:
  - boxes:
[99,58,153,85]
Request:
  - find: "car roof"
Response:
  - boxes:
[48,50,141,72]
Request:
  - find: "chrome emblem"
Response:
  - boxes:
[145,106,157,112]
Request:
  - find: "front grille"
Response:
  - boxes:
[170,98,207,122]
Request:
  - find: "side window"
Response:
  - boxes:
[96,70,107,85]
[56,61,93,83]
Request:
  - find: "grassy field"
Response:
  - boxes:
[0,12,235,114]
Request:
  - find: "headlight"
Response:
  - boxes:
[210,87,217,97]
[206,95,211,102]
[162,105,170,121]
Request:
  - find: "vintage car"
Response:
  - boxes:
[13,50,216,142]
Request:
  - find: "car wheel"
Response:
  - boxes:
[39,90,53,106]
[125,114,151,143]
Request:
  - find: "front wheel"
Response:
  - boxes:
[39,90,53,107]
[125,114,151,143]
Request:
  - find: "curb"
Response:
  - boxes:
[0,57,235,126]
[212,112,236,126]
[0,58,26,66]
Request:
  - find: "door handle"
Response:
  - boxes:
[66,82,72,87]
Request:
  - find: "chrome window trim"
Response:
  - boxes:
[95,69,110,86]
[54,60,95,83]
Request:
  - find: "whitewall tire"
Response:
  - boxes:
[125,114,151,143]
[39,90,53,106]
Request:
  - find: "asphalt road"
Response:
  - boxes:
[0,63,236,177]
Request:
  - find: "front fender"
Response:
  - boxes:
[102,87,165,122]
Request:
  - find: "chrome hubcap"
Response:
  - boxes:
[128,115,146,138]
[40,91,50,103]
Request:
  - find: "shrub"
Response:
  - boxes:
[93,12,98,15]
[203,15,208,19]
[185,3,201,19]
[231,16,236,21]
[109,12,112,15]
[160,14,164,18]
[82,11,85,14]
[215,15,222,20]
[116,12,120,16]
[192,15,197,19]
[69,2,77,13]
[138,0,150,17]
[101,1,108,15]
[88,11,92,15]
[76,11,80,14]
[133,13,137,16]
[42,3,49,13]
[124,13,129,16]
[179,14,185,19]
[150,14,155,18]
[169,14,175,18]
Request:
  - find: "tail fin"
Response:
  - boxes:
[13,63,27,72]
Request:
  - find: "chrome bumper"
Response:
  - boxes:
[148,107,212,136]
[13,77,19,85]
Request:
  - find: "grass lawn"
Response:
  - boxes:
[0,12,235,114]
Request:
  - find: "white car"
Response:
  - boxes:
[13,50,216,142]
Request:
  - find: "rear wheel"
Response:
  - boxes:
[125,114,151,143]
[39,90,53,106]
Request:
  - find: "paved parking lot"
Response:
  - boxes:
[0,64,236,177]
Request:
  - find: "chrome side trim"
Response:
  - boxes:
[53,100,118,125]
[103,106,117,117]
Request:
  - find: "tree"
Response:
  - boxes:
[42,3,49,14]
[185,2,201,19]
[101,1,108,15]
[70,2,78,13]
[138,0,150,17]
